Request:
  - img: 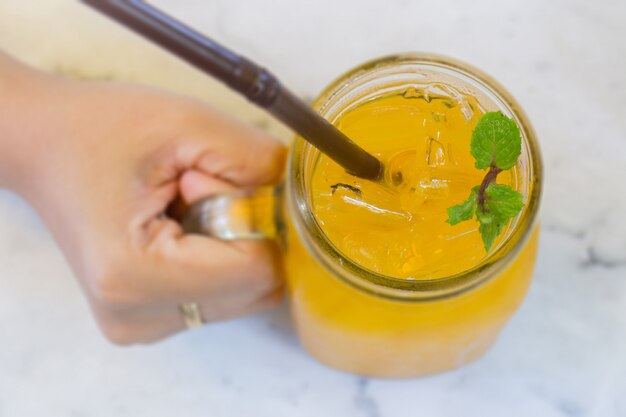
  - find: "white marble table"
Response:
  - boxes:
[1,0,625,416]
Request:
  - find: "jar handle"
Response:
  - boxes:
[181,185,283,240]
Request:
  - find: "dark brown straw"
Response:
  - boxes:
[80,0,382,180]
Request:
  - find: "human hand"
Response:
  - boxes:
[0,56,286,344]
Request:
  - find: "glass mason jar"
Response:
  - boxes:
[184,54,542,378]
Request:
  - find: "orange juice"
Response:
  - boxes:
[284,55,541,377]
[311,90,517,279]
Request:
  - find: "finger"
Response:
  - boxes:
[178,110,287,187]
[195,283,285,322]
[107,218,283,306]
[150,234,283,302]
[92,287,284,345]
[178,169,234,204]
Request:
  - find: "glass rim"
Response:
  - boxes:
[287,52,543,301]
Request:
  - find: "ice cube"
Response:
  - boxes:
[426,137,446,166]
[418,176,450,201]
[341,232,382,272]
[459,101,474,121]
[327,180,411,228]
[424,83,475,121]
[431,111,447,122]
[402,87,420,99]
[423,83,457,107]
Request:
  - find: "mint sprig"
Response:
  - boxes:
[446,111,524,252]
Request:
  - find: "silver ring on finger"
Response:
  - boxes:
[179,302,204,328]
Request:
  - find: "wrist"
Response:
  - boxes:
[0,53,67,195]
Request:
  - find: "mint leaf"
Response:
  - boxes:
[476,205,494,224]
[478,215,506,252]
[446,188,478,225]
[485,184,524,219]
[446,112,525,254]
[470,111,521,170]
[475,185,523,252]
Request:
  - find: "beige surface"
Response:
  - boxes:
[0,0,290,139]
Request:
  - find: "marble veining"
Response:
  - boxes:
[354,379,382,417]
[1,0,626,416]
